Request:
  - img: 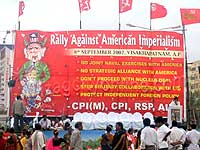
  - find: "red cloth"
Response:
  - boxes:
[46,138,61,150]
[0,138,6,150]
[180,9,200,25]
[127,134,136,144]
[151,3,167,19]
[119,0,133,13]
[18,1,25,17]
[4,133,17,150]
[78,0,91,12]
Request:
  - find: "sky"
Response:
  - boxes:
[0,0,200,62]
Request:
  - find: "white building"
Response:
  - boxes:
[0,45,14,117]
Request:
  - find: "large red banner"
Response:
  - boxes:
[11,30,184,117]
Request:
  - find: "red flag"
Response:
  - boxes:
[18,1,25,17]
[180,9,200,25]
[78,0,91,12]
[119,0,133,13]
[151,3,167,19]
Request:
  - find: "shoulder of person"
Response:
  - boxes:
[149,127,157,131]
[37,131,44,135]
[162,124,170,130]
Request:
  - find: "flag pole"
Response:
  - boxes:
[182,25,191,123]
[18,0,20,30]
[80,12,82,29]
[18,0,25,30]
[18,20,21,30]
[119,13,121,30]
[118,2,121,30]
[150,3,152,30]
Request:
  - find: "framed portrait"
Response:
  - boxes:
[167,105,182,126]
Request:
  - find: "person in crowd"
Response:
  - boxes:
[100,124,114,150]
[39,115,51,130]
[140,118,158,150]
[46,129,66,150]
[70,122,83,150]
[135,127,143,150]
[20,128,28,150]
[186,124,200,150]
[25,129,32,150]
[3,127,10,139]
[13,95,25,131]
[51,118,63,130]
[63,122,73,150]
[169,96,180,106]
[0,129,6,150]
[60,115,71,126]
[127,128,136,150]
[155,116,171,150]
[64,121,73,132]
[31,123,46,150]
[5,127,18,150]
[168,120,185,150]
[32,112,40,128]
[112,122,128,150]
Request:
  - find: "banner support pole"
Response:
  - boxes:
[182,25,190,123]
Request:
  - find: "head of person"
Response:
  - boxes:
[133,129,138,133]
[128,128,134,134]
[189,124,197,129]
[16,95,22,101]
[61,115,66,121]
[5,127,10,132]
[155,116,164,128]
[172,120,178,127]
[20,128,27,137]
[106,124,113,133]
[75,122,83,131]
[173,96,179,105]
[64,122,71,130]
[115,122,123,132]
[35,123,42,130]
[0,129,4,138]
[43,115,47,121]
[55,118,59,123]
[9,127,15,134]
[24,32,47,63]
[26,130,32,138]
[143,118,151,127]
[174,96,178,101]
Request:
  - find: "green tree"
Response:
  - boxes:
[189,91,200,128]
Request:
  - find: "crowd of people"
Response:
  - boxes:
[3,95,198,149]
[100,117,200,150]
[0,115,199,150]
[0,120,82,150]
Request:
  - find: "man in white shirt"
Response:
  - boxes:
[70,122,83,150]
[169,96,180,106]
[31,123,46,150]
[155,117,171,150]
[141,118,158,150]
[39,115,51,130]
[186,124,200,150]
[168,120,185,150]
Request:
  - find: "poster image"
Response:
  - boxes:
[171,108,181,122]
[11,30,184,117]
